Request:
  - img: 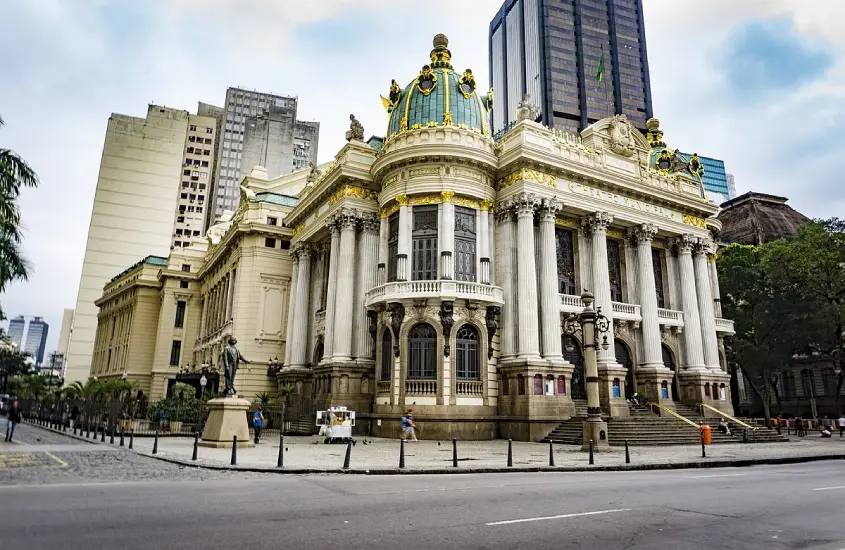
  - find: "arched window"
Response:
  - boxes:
[557,375,566,396]
[534,374,543,395]
[380,330,392,382]
[313,340,324,366]
[661,344,676,371]
[387,213,399,282]
[408,323,437,379]
[454,207,476,282]
[660,380,669,399]
[607,239,623,302]
[704,382,711,399]
[822,367,836,396]
[517,374,525,395]
[412,206,438,281]
[502,375,510,395]
[612,378,621,398]
[719,383,726,400]
[545,374,555,395]
[455,325,480,380]
[555,227,576,294]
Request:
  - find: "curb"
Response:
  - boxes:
[22,422,845,475]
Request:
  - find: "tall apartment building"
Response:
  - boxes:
[197,102,225,229]
[24,317,49,365]
[6,315,25,348]
[681,153,730,203]
[65,105,190,385]
[57,308,74,355]
[172,114,217,248]
[489,0,653,134]
[208,87,319,227]
[726,173,737,201]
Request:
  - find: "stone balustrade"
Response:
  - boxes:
[405,380,437,395]
[365,280,504,308]
[455,380,483,396]
[715,318,735,335]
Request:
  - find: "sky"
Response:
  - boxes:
[2,0,844,354]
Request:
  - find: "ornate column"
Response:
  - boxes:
[630,223,664,369]
[671,234,705,370]
[479,200,492,284]
[332,209,359,361]
[289,244,313,368]
[709,256,722,318]
[396,195,410,281]
[440,191,455,279]
[581,212,617,365]
[496,204,516,359]
[515,193,541,360]
[694,239,721,371]
[537,198,563,361]
[322,219,341,360]
[377,215,388,286]
[354,213,380,360]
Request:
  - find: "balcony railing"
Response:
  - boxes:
[560,293,583,313]
[715,318,736,334]
[657,308,684,327]
[365,280,504,307]
[455,380,483,396]
[377,381,391,395]
[611,301,641,321]
[405,380,437,395]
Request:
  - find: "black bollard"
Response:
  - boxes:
[507,439,513,467]
[86,425,90,439]
[342,440,352,469]
[110,426,115,445]
[119,430,125,447]
[101,428,106,443]
[276,435,284,468]
[192,432,199,461]
[128,431,134,450]
[625,440,631,464]
[701,435,706,458]
[452,438,458,468]
[73,423,77,435]
[589,439,594,465]
[549,440,556,467]
[399,438,406,469]
[152,431,159,454]
[231,435,238,465]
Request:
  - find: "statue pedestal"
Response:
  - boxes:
[199,397,255,448]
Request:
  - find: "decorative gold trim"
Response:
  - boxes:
[554,218,579,229]
[327,185,378,206]
[400,82,414,132]
[682,214,707,229]
[410,194,441,206]
[395,194,409,207]
[474,90,489,135]
[497,168,556,189]
[292,223,305,237]
[442,69,452,126]
[380,203,400,219]
[479,199,493,212]
[415,66,438,96]
[453,197,480,209]
[441,190,455,203]
[607,229,625,239]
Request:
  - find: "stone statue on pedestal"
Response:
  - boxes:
[222,336,251,397]
[346,114,364,141]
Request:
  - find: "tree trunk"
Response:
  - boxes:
[743,366,771,427]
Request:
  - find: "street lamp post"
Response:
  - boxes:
[563,291,611,452]
[267,357,282,377]
[199,375,207,401]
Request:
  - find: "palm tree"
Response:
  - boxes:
[0,114,39,319]
[277,383,297,431]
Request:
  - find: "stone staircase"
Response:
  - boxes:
[541,401,786,446]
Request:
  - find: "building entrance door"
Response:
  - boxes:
[662,344,681,402]
[616,341,634,399]
[563,337,585,400]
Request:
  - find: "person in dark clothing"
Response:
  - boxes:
[5,399,22,442]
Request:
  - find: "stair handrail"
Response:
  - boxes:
[648,402,699,429]
[697,403,756,430]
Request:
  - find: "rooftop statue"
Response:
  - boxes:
[516,93,540,122]
[346,114,364,142]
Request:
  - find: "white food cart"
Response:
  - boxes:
[317,406,356,444]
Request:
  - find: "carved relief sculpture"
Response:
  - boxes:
[387,302,405,357]
[367,310,378,359]
[485,306,500,359]
[440,301,454,357]
[609,114,636,157]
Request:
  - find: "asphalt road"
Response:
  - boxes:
[2,455,845,550]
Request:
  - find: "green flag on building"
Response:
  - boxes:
[596,50,604,83]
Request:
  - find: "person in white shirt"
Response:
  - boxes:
[838,415,845,438]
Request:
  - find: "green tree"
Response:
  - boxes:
[0,115,39,320]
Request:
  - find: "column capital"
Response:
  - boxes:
[628,223,658,245]
[513,192,540,218]
[291,242,316,260]
[330,208,361,231]
[693,238,716,256]
[395,194,409,207]
[359,211,380,234]
[494,201,513,223]
[669,233,697,254]
[440,190,455,203]
[536,197,561,221]
[580,211,613,234]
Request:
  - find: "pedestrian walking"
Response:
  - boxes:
[4,399,21,442]
[838,414,845,437]
[69,405,79,430]
[796,417,806,437]
[400,412,418,441]
[253,407,264,444]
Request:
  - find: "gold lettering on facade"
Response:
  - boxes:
[292,223,305,237]
[409,167,439,177]
[567,182,679,221]
[683,214,707,229]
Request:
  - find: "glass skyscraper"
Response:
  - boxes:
[5,315,49,365]
[489,0,654,135]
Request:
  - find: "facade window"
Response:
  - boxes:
[502,375,509,395]
[455,325,480,380]
[412,206,438,280]
[181,264,191,272]
[265,238,276,248]
[206,127,213,134]
[267,217,278,226]
[783,371,796,398]
[186,147,194,153]
[174,301,186,328]
[822,367,836,396]
[279,240,290,250]
[555,227,576,294]
[407,323,437,380]
[380,330,392,382]
[454,207,476,282]
[517,374,525,395]
[189,124,197,131]
[179,280,189,289]
[183,169,190,176]
[704,382,711,399]
[607,239,623,302]
[533,374,543,395]
[557,375,566,395]
[387,213,399,282]
[169,340,182,366]
[204,138,212,145]
[652,249,666,308]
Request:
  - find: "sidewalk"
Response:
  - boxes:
[22,421,845,474]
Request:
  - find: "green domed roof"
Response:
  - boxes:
[384,35,491,139]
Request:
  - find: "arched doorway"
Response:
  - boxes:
[661,344,680,402]
[313,339,324,367]
[615,340,634,399]
[563,336,585,399]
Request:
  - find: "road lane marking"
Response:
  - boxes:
[686,473,746,479]
[44,451,68,467]
[486,508,631,526]
[812,485,845,491]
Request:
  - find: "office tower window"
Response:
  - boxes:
[169,340,182,366]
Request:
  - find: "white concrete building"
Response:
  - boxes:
[65,105,190,385]
[172,114,217,249]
